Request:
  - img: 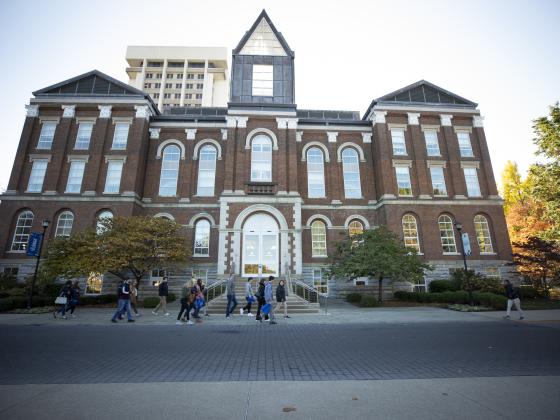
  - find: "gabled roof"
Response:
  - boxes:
[233,9,294,57]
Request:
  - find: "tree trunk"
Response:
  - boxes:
[378,276,383,303]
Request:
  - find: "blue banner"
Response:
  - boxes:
[26,233,43,257]
[461,233,472,256]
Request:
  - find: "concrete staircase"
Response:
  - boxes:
[206,278,320,315]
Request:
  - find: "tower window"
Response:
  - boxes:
[252,64,273,96]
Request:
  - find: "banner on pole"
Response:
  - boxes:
[461,233,472,256]
[26,233,43,257]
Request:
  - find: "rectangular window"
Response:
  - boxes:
[167,74,173,79]
[75,122,93,149]
[186,83,193,89]
[174,93,181,99]
[177,74,183,79]
[312,268,328,294]
[395,166,412,196]
[464,167,481,197]
[65,160,86,193]
[390,129,407,155]
[252,64,273,96]
[165,83,172,89]
[111,123,129,150]
[187,74,194,79]
[155,83,161,88]
[196,83,203,89]
[153,93,160,99]
[430,166,447,196]
[104,160,123,193]
[197,74,204,79]
[156,73,162,79]
[457,132,474,157]
[195,94,202,99]
[191,268,208,283]
[37,122,57,149]
[146,73,153,79]
[3,267,19,276]
[27,160,48,192]
[144,82,151,89]
[163,93,171,99]
[175,83,182,89]
[424,130,440,156]
[185,94,192,99]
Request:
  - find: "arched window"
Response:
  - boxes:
[342,148,361,198]
[402,214,420,252]
[306,147,325,197]
[158,144,180,196]
[251,135,272,182]
[438,215,457,253]
[55,211,74,237]
[348,220,364,237]
[197,145,217,196]
[194,219,210,256]
[96,210,113,234]
[474,215,494,253]
[11,210,34,251]
[311,220,327,257]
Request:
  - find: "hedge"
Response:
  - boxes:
[0,296,53,311]
[360,295,378,307]
[346,293,362,303]
[394,290,508,310]
[428,280,458,293]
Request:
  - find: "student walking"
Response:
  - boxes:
[255,278,266,322]
[129,280,140,316]
[503,279,525,320]
[275,279,289,319]
[152,276,170,316]
[197,278,209,317]
[177,280,194,325]
[225,272,238,318]
[53,280,73,319]
[111,279,135,323]
[264,276,277,324]
[66,281,80,318]
[241,277,255,316]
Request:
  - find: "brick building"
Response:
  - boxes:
[0,10,512,297]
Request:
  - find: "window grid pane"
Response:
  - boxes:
[66,161,85,193]
[307,148,325,198]
[342,148,362,198]
[252,64,273,96]
[159,145,180,196]
[11,211,34,251]
[348,220,364,237]
[37,122,56,149]
[104,161,123,193]
[424,130,440,156]
[430,166,447,196]
[395,166,412,196]
[311,221,327,257]
[438,215,457,253]
[457,132,474,157]
[55,211,74,237]
[391,129,407,155]
[111,123,129,150]
[27,160,48,192]
[402,214,420,252]
[312,268,328,294]
[197,145,217,196]
[464,167,481,197]
[474,215,494,253]
[75,123,93,149]
[251,136,272,181]
[194,220,210,256]
[96,211,113,234]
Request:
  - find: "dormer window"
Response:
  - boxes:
[252,65,273,96]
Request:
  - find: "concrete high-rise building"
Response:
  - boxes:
[125,46,228,111]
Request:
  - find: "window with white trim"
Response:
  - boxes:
[424,130,440,156]
[85,272,103,294]
[192,268,208,283]
[197,145,217,196]
[312,268,328,294]
[37,122,57,149]
[311,220,327,257]
[75,122,93,149]
[104,160,123,193]
[395,166,412,196]
[252,64,273,96]
[463,167,481,197]
[438,215,457,253]
[430,166,447,196]
[158,145,180,196]
[55,211,74,237]
[65,160,85,193]
[194,219,210,256]
[27,159,48,192]
[251,135,272,181]
[391,129,407,155]
[11,210,34,251]
[348,220,364,237]
[306,147,325,198]
[474,215,494,253]
[457,132,474,157]
[111,123,129,150]
[342,148,362,198]
[402,214,420,252]
[96,211,113,235]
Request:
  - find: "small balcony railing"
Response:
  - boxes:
[246,182,276,195]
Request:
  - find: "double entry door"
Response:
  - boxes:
[242,213,278,277]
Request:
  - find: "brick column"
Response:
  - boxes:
[44,106,73,193]
[287,129,299,194]
[440,114,466,198]
[233,117,248,193]
[84,106,111,194]
[121,109,150,195]
[360,132,376,200]
[7,105,39,193]
[408,113,431,198]
[472,116,499,197]
[371,111,396,198]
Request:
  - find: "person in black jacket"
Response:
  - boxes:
[152,277,170,316]
[111,278,135,323]
[503,279,524,320]
[275,279,290,318]
[66,281,80,318]
[255,278,267,322]
[53,280,72,319]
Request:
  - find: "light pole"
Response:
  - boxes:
[454,221,472,305]
[27,219,50,310]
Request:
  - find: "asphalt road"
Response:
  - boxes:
[1,321,560,385]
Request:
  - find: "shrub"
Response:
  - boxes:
[519,286,540,299]
[80,294,118,305]
[167,293,176,303]
[5,288,27,297]
[346,293,362,303]
[473,292,507,310]
[42,283,63,297]
[142,297,160,308]
[450,270,502,293]
[0,273,19,290]
[429,280,457,293]
[360,295,378,307]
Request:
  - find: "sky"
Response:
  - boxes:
[0,0,558,193]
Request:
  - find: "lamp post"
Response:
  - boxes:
[27,219,50,310]
[454,221,473,305]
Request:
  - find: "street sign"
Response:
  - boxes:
[461,232,472,256]
[26,233,43,257]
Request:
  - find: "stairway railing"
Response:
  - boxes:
[290,278,328,314]
[205,278,227,304]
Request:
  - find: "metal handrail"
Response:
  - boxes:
[205,278,227,304]
[290,279,329,314]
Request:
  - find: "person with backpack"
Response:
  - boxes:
[111,278,135,323]
[177,280,194,325]
[53,280,72,319]
[66,281,80,318]
[241,277,255,317]
[225,272,237,318]
[503,279,525,320]
[255,278,266,322]
[130,280,140,317]
[264,276,277,324]
[152,276,170,316]
[275,279,290,319]
[196,278,209,317]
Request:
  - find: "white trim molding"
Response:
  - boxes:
[67,155,89,163]
[149,128,161,139]
[327,131,338,143]
[226,116,248,128]
[460,161,480,169]
[192,139,223,160]
[134,105,151,120]
[154,212,175,220]
[245,127,279,150]
[26,104,39,117]
[344,215,371,229]
[29,154,52,163]
[296,131,303,142]
[372,110,387,125]
[276,118,298,129]
[221,129,228,141]
[337,143,366,162]
[98,105,112,119]
[439,114,453,126]
[188,212,217,227]
[421,124,440,132]
[39,116,60,124]
[156,139,186,160]
[392,159,413,168]
[387,123,407,131]
[305,214,333,228]
[361,132,372,143]
[473,115,484,128]
[426,160,447,168]
[112,117,133,125]
[76,117,97,124]
[62,105,76,118]
[185,129,197,140]
[104,155,127,163]
[407,113,420,125]
[301,142,330,162]
[454,126,473,134]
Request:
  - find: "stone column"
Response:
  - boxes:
[138,59,147,90]
[180,60,188,106]
[157,59,168,111]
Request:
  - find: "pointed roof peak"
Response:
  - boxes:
[233,10,294,57]
[376,79,477,107]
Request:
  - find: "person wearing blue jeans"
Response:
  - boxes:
[111,279,135,323]
[226,273,237,318]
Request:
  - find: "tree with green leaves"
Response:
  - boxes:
[501,160,528,214]
[329,226,432,302]
[44,216,190,290]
